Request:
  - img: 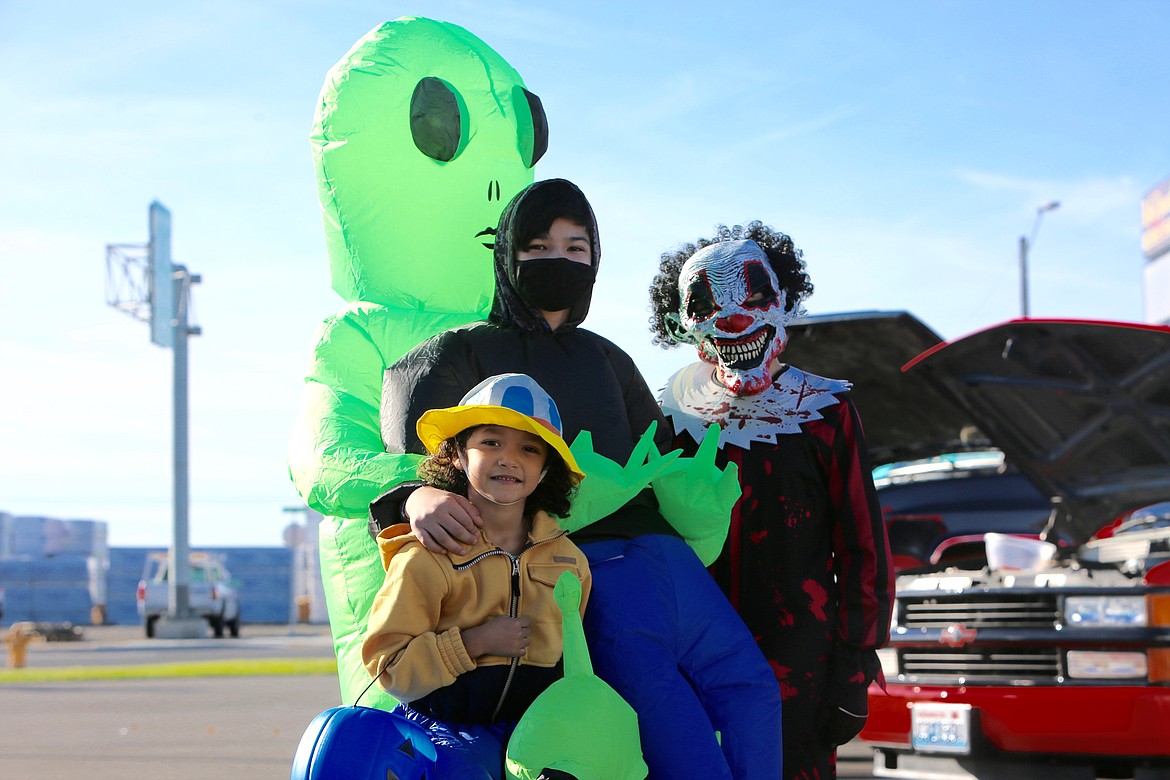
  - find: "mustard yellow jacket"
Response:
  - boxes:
[362,511,590,723]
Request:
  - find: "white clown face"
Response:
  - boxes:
[675,240,796,396]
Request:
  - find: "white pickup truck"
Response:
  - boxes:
[135,552,241,638]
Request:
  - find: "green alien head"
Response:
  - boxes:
[312,16,545,311]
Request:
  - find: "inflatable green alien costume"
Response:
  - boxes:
[287,17,546,710]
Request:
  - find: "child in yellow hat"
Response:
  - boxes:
[363,373,590,780]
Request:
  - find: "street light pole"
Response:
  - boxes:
[1019,200,1061,317]
[1018,234,1029,318]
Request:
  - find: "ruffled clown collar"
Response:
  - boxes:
[660,362,851,449]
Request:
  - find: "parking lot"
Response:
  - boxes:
[0,623,877,779]
[0,624,338,779]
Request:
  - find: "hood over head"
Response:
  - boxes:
[489,179,600,333]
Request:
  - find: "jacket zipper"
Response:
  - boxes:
[490,555,523,721]
[453,533,564,722]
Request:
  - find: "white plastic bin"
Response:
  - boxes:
[984,533,1056,571]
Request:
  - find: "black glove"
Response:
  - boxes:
[817,645,879,748]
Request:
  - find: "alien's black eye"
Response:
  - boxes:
[515,86,548,168]
[410,77,466,162]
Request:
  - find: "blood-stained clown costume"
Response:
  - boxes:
[649,223,895,780]
[287,17,546,711]
[375,180,783,779]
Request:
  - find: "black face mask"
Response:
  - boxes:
[514,258,596,312]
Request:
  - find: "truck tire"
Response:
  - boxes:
[209,614,224,638]
[145,616,158,638]
[227,612,240,638]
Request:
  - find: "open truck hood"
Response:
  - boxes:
[902,318,1170,543]
[782,310,983,465]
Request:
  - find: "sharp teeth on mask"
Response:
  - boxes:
[715,330,767,362]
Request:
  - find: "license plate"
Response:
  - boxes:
[911,702,972,754]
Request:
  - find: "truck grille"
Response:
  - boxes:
[901,594,1059,630]
[900,647,1061,682]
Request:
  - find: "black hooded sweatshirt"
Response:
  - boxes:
[377,179,676,542]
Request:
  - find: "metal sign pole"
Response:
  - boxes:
[106,202,203,638]
[171,267,192,622]
[158,265,203,638]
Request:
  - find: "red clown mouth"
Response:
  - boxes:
[713,326,775,369]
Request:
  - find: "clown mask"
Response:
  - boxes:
[670,240,798,396]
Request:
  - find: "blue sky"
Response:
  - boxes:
[1,1,1167,547]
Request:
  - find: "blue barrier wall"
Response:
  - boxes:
[2,547,294,628]
[0,555,93,624]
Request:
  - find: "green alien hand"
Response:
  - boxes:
[652,424,741,566]
[559,422,681,534]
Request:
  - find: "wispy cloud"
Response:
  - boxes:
[710,105,865,162]
[957,168,1141,226]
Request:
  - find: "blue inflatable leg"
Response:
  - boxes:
[582,535,783,779]
[581,537,731,779]
[657,534,784,778]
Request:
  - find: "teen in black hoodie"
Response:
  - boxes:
[376,179,782,779]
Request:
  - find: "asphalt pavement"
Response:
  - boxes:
[0,622,879,779]
[0,623,341,779]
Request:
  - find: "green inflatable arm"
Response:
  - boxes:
[558,422,681,534]
[651,424,741,566]
[287,303,467,520]
[560,422,740,566]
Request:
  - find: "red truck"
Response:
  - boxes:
[855,318,1170,780]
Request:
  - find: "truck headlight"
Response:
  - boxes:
[1063,596,1147,627]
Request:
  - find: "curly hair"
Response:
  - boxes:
[417,426,581,518]
[648,221,813,347]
